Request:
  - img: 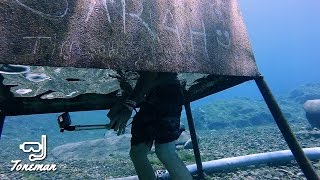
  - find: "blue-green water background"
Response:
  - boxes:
[212,0,320,100]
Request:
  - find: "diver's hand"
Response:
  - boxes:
[107,101,132,135]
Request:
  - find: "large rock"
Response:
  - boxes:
[175,131,191,146]
[175,130,201,149]
[51,134,131,161]
[186,98,274,130]
[289,83,320,104]
[303,100,320,114]
[52,129,195,161]
[303,99,320,128]
[182,90,313,131]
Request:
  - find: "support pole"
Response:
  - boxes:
[0,74,8,139]
[185,102,205,179]
[0,112,5,139]
[255,76,319,180]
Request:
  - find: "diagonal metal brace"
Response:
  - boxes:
[0,74,11,139]
[185,102,205,179]
[255,76,319,180]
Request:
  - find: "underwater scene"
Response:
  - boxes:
[1,83,320,180]
[1,0,320,180]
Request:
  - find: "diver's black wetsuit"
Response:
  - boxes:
[131,72,183,147]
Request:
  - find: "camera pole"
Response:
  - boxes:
[61,124,111,132]
[58,112,112,132]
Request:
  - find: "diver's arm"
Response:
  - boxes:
[107,71,158,135]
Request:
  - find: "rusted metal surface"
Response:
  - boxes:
[0,75,250,115]
[0,0,259,115]
[0,0,258,76]
[0,68,253,115]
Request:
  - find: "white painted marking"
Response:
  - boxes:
[86,0,111,23]
[127,0,155,39]
[162,9,183,49]
[103,0,112,23]
[85,0,97,22]
[0,65,30,75]
[189,21,208,58]
[60,40,79,56]
[25,73,51,83]
[44,94,54,99]
[66,91,78,97]
[23,37,51,55]
[216,30,231,48]
[15,0,69,20]
[70,41,76,53]
[15,89,32,95]
[121,0,126,33]
[54,68,62,73]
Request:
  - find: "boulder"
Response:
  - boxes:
[289,84,320,103]
[52,126,198,161]
[175,130,201,149]
[150,130,194,152]
[183,139,194,149]
[188,98,274,130]
[303,100,320,114]
[175,130,191,146]
[303,99,320,128]
[51,134,131,161]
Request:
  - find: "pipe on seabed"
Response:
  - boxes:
[109,147,320,180]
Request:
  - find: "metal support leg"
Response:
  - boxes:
[185,102,205,179]
[0,112,5,139]
[255,76,319,180]
[0,74,9,139]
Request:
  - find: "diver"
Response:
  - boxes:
[107,71,192,180]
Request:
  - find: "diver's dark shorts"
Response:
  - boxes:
[131,84,183,147]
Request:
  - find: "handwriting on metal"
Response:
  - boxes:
[1,0,256,75]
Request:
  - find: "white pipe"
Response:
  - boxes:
[110,176,139,180]
[185,147,320,175]
[110,147,320,180]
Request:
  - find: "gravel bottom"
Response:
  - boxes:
[1,123,320,180]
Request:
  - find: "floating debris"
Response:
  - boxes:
[25,73,51,82]
[15,89,32,95]
[0,64,30,74]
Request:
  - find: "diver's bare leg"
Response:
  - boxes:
[155,142,192,180]
[130,143,156,180]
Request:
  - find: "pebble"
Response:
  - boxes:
[297,172,304,176]
[2,124,320,179]
[246,176,255,180]
[265,174,272,178]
